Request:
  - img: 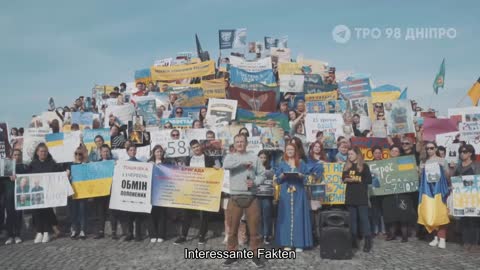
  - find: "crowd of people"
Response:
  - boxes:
[0,49,478,268]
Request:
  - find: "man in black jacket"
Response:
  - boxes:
[173,140,220,245]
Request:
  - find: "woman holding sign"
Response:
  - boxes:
[306,141,326,246]
[27,143,64,244]
[342,146,373,252]
[275,143,312,252]
[148,145,169,243]
[67,145,89,240]
[450,144,480,252]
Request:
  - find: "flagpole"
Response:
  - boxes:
[455,93,468,107]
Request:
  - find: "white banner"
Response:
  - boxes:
[109,161,153,213]
[23,127,50,163]
[305,113,344,148]
[279,75,304,93]
[448,107,480,122]
[459,121,480,153]
[15,172,73,210]
[229,56,272,72]
[104,103,135,128]
[165,140,190,158]
[206,98,238,126]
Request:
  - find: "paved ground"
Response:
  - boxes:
[1,221,479,270]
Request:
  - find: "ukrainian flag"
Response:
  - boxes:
[417,164,450,233]
[397,156,416,171]
[71,160,115,199]
[46,133,64,147]
[135,68,152,85]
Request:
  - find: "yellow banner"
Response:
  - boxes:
[305,91,338,102]
[152,166,224,212]
[372,91,401,103]
[322,163,345,205]
[278,63,302,75]
[298,59,328,75]
[201,79,227,99]
[150,60,215,81]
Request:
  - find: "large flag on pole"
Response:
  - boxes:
[433,59,445,94]
[467,77,480,106]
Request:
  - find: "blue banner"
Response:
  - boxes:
[136,99,158,126]
[229,66,276,86]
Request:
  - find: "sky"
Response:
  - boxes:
[1,0,479,127]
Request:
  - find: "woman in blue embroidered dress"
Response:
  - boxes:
[275,143,313,252]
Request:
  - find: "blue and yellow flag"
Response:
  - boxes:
[45,133,64,147]
[71,160,115,199]
[417,164,450,233]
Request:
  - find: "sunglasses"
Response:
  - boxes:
[401,142,411,145]
[461,150,471,154]
[172,134,180,137]
[176,111,183,114]
[75,152,83,156]
[425,147,435,150]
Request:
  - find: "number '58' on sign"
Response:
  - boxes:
[166,140,190,158]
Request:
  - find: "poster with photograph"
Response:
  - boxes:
[0,122,11,158]
[206,98,238,126]
[0,158,15,177]
[384,100,415,135]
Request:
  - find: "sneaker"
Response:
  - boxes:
[251,257,265,268]
[264,236,271,245]
[222,236,228,244]
[156,238,164,243]
[42,232,50,243]
[150,238,157,243]
[70,231,77,239]
[79,231,86,240]
[124,234,134,241]
[223,258,237,266]
[34,233,43,244]
[429,236,439,247]
[295,248,303,252]
[438,238,446,249]
[174,236,187,245]
[14,237,22,244]
[5,237,14,245]
[284,247,292,251]
[198,236,206,245]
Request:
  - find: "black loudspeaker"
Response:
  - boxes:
[319,227,353,260]
[320,210,350,228]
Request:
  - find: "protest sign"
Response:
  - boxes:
[71,160,115,199]
[297,58,328,75]
[459,121,480,153]
[226,86,277,112]
[451,175,480,217]
[305,113,344,147]
[270,48,291,64]
[22,127,50,163]
[279,75,304,93]
[0,122,11,158]
[206,98,238,126]
[367,155,419,196]
[202,140,223,157]
[71,112,93,128]
[350,97,372,117]
[448,107,480,122]
[160,118,193,130]
[184,128,208,141]
[45,131,82,163]
[384,100,415,135]
[247,137,263,154]
[371,120,387,138]
[338,77,372,99]
[305,91,338,102]
[350,137,390,161]
[0,158,15,177]
[175,88,205,107]
[15,172,72,210]
[229,56,272,72]
[83,128,111,150]
[259,127,285,150]
[164,140,190,158]
[151,165,224,212]
[278,63,302,75]
[229,66,276,86]
[132,97,158,126]
[306,100,346,114]
[150,60,215,81]
[134,68,152,85]
[40,112,63,128]
[425,163,442,183]
[435,132,461,163]
[422,118,458,141]
[236,109,289,132]
[321,163,345,205]
[109,161,152,213]
[371,91,401,103]
[150,129,174,149]
[104,104,135,128]
[201,79,227,99]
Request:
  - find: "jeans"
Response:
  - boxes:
[258,197,273,238]
[369,197,384,234]
[227,197,262,255]
[180,209,208,238]
[149,206,167,239]
[5,184,22,237]
[462,217,480,245]
[70,199,87,232]
[348,205,371,238]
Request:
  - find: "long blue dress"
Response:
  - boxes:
[275,160,313,249]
